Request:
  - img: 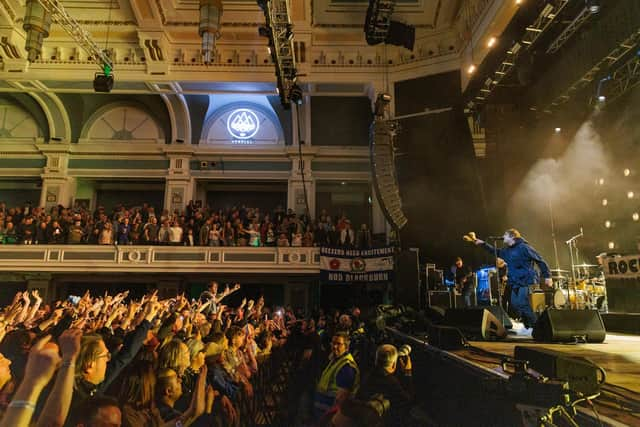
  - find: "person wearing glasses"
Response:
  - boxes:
[67,302,161,425]
[314,332,360,420]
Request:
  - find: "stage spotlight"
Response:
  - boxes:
[598,178,605,185]
[598,95,606,102]
[624,168,631,177]
[515,0,523,4]
[602,198,608,206]
[628,191,635,199]
[93,72,114,93]
[487,37,497,48]
[289,83,303,105]
[604,220,611,228]
[467,64,476,74]
[285,24,294,41]
[633,212,639,221]
[608,242,615,250]
[586,0,600,14]
[554,127,561,133]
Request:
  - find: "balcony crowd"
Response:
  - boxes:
[0,283,419,427]
[0,201,377,249]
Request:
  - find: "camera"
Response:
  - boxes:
[398,344,411,358]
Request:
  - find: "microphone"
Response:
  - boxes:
[486,236,504,240]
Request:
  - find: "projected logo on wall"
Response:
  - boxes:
[203,103,283,146]
[227,109,259,143]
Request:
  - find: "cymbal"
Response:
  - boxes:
[574,263,597,268]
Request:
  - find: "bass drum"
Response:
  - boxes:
[553,289,567,309]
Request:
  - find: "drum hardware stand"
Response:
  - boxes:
[565,228,583,309]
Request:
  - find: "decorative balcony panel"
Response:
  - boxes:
[0,246,321,274]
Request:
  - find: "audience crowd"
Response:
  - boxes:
[0,280,419,427]
[0,201,375,249]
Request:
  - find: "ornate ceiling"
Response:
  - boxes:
[0,0,498,96]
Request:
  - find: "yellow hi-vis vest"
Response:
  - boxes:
[316,352,360,397]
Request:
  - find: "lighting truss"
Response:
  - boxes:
[544,31,640,112]
[35,0,113,72]
[258,0,298,107]
[601,55,640,105]
[472,0,569,105]
[546,7,592,54]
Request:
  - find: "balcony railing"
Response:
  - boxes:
[0,245,321,274]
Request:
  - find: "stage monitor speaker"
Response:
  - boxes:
[444,308,506,340]
[533,309,606,343]
[485,305,513,330]
[395,249,420,309]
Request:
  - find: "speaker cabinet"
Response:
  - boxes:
[428,290,452,308]
[444,308,506,340]
[533,309,606,343]
[396,249,420,309]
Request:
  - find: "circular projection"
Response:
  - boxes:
[226,108,260,140]
[203,103,283,146]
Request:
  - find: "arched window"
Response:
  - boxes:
[80,103,165,144]
[0,100,41,142]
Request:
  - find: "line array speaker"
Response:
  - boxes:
[370,119,407,230]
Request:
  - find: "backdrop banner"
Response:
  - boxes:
[320,247,395,283]
[603,255,640,279]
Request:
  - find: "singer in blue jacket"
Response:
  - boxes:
[474,228,552,328]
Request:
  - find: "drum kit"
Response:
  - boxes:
[546,264,608,312]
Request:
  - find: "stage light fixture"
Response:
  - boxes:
[633,212,639,221]
[374,93,392,117]
[289,83,303,105]
[554,127,561,133]
[604,220,612,228]
[93,72,114,93]
[598,95,606,102]
[628,191,635,199]
[586,0,600,14]
[602,198,608,206]
[487,37,497,48]
[598,178,605,185]
[515,0,523,4]
[624,168,631,177]
[608,242,615,250]
[285,24,294,41]
[199,0,223,64]
[467,64,477,74]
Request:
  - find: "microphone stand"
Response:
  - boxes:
[565,228,583,309]
[488,236,503,310]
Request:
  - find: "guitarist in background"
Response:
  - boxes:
[451,257,474,307]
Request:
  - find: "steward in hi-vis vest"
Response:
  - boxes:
[314,332,360,418]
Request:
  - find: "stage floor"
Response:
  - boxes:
[453,333,640,425]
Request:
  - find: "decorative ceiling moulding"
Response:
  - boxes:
[155,0,264,27]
